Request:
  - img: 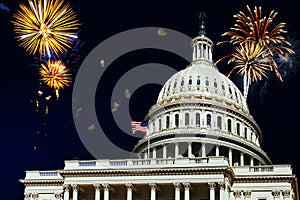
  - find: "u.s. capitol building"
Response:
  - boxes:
[20,14,298,200]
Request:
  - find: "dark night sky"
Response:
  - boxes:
[1,0,300,199]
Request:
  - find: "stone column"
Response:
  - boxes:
[153,148,157,159]
[240,152,244,166]
[32,193,39,200]
[173,182,181,200]
[243,191,251,199]
[24,193,31,200]
[102,183,110,200]
[183,182,191,200]
[125,183,133,200]
[188,143,192,157]
[175,143,179,158]
[218,182,225,200]
[215,145,219,156]
[55,193,63,200]
[72,184,79,200]
[208,182,216,200]
[149,183,157,200]
[250,157,254,166]
[163,145,167,159]
[228,149,232,166]
[93,183,101,200]
[144,151,148,159]
[63,184,70,200]
[201,143,206,157]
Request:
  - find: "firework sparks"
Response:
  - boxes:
[226,41,272,98]
[39,60,72,99]
[217,5,294,99]
[11,0,80,57]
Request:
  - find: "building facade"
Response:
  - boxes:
[20,15,298,200]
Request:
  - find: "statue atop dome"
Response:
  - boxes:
[199,11,207,36]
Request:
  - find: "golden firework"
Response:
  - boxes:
[217,5,294,98]
[226,41,274,98]
[39,60,72,91]
[11,0,79,57]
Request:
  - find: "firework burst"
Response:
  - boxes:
[11,0,80,57]
[217,5,294,99]
[39,60,72,99]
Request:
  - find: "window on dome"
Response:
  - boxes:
[207,114,211,128]
[217,116,222,130]
[175,114,179,127]
[229,87,232,94]
[205,78,209,86]
[196,113,200,127]
[174,81,177,88]
[227,119,232,133]
[214,79,217,88]
[197,77,201,85]
[166,116,170,129]
[237,123,240,135]
[222,84,225,91]
[185,113,189,126]
[189,79,192,85]
[244,127,247,138]
[181,79,184,86]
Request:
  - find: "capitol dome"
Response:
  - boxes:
[132,14,271,166]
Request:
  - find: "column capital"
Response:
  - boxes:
[233,190,242,198]
[32,193,39,200]
[93,183,101,191]
[208,182,216,190]
[272,190,281,197]
[183,182,191,190]
[282,190,291,197]
[102,183,110,190]
[63,184,71,191]
[24,193,31,200]
[72,184,79,191]
[149,183,157,191]
[55,193,63,199]
[125,183,134,191]
[173,182,181,190]
[218,182,225,190]
[243,190,251,198]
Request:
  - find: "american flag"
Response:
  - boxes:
[131,121,148,134]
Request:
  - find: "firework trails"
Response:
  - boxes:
[217,5,294,99]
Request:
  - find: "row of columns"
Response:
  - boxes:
[142,143,256,166]
[59,182,225,200]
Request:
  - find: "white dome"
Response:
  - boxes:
[157,60,249,114]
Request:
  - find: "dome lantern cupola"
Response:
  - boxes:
[192,12,214,63]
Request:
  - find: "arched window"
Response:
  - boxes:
[175,114,179,127]
[217,116,222,130]
[244,127,247,138]
[205,78,209,86]
[181,79,184,86]
[185,113,189,126]
[214,79,218,88]
[173,81,177,88]
[237,123,240,135]
[227,119,232,133]
[207,114,211,128]
[189,77,192,85]
[197,76,201,85]
[166,116,170,129]
[196,113,201,127]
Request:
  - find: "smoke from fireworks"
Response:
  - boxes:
[217,5,294,99]
[11,0,80,57]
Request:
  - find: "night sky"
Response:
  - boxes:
[1,0,300,199]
